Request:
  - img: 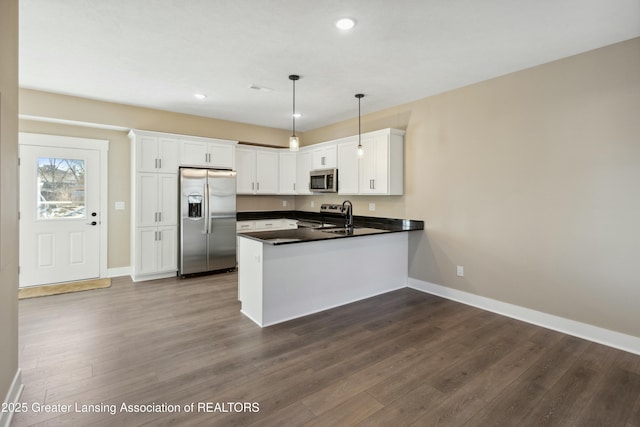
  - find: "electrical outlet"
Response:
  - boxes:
[456,265,464,277]
[311,201,315,208]
[115,201,125,210]
[282,200,287,207]
[369,203,376,211]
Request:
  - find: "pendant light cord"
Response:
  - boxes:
[358,96,361,146]
[289,75,300,137]
[355,94,364,148]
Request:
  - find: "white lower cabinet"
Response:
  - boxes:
[236,219,298,232]
[136,226,177,279]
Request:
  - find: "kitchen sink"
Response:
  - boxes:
[265,238,302,243]
[320,226,388,236]
[321,227,355,235]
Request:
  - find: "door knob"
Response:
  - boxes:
[87,221,97,226]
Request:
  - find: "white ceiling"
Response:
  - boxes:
[19,0,640,132]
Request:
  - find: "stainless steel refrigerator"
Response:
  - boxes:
[179,167,236,276]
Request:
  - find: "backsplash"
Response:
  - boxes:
[237,195,296,212]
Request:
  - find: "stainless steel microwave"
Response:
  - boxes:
[309,168,338,193]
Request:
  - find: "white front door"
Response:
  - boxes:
[19,144,101,287]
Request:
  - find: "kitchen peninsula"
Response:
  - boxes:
[237,210,423,327]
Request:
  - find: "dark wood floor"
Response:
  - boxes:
[13,272,640,426]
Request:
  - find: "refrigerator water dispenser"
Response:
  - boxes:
[188,194,202,218]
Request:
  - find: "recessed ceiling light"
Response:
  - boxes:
[335,18,356,30]
[193,93,207,100]
[293,113,301,118]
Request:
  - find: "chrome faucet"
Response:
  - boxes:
[341,200,353,228]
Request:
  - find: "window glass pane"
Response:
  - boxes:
[37,157,86,219]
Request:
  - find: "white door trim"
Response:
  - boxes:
[19,132,109,281]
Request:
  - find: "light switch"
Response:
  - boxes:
[115,201,125,210]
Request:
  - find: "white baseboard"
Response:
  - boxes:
[107,266,130,278]
[1,368,24,427]
[408,278,640,356]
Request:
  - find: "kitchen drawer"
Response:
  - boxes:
[237,221,255,232]
[282,219,298,229]
[254,219,284,230]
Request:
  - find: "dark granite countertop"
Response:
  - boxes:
[237,210,424,245]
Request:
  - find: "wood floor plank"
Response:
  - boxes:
[300,348,420,416]
[465,335,592,426]
[12,272,640,426]
[520,363,598,425]
[575,367,640,426]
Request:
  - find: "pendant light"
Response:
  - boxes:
[289,75,300,151]
[355,94,365,158]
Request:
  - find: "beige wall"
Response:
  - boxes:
[306,38,640,338]
[0,0,19,403]
[19,92,297,269]
[20,89,295,147]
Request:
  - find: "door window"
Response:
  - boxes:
[37,157,86,220]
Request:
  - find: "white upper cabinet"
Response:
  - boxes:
[236,145,279,194]
[180,137,237,169]
[236,147,256,194]
[278,151,297,195]
[135,133,179,173]
[256,149,279,194]
[136,173,178,227]
[233,128,403,196]
[336,129,404,195]
[337,136,360,195]
[296,149,313,195]
[311,143,337,169]
[358,129,404,195]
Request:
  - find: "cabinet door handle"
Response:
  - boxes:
[257,182,260,191]
[293,183,296,191]
[321,156,326,166]
[158,212,162,222]
[252,182,254,190]
[370,179,374,189]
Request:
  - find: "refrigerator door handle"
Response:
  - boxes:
[205,181,211,234]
